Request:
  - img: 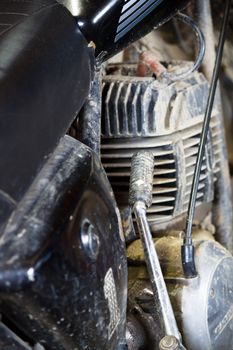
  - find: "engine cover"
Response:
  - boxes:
[181,240,233,350]
[127,233,233,350]
[0,136,127,350]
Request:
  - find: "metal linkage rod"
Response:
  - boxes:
[129,152,185,349]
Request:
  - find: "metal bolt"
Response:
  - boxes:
[159,336,179,350]
[81,220,100,261]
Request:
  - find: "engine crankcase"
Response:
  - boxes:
[127,232,233,350]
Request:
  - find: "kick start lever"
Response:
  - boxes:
[129,151,186,350]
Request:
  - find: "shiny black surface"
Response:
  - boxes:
[60,0,190,59]
[0,0,94,227]
[0,322,31,350]
[0,136,127,350]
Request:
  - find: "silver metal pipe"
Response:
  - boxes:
[133,200,181,340]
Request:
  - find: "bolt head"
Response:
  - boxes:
[159,336,179,350]
[81,220,100,260]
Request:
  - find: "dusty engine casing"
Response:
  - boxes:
[127,232,233,350]
[101,63,222,232]
[101,63,233,349]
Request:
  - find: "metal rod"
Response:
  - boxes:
[129,152,183,345]
[195,0,233,253]
[183,0,232,277]
[133,201,181,340]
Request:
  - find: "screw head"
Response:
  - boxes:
[81,220,100,261]
[159,336,179,350]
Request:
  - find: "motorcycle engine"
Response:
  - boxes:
[100,62,233,349]
[101,62,221,232]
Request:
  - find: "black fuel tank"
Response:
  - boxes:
[60,0,190,59]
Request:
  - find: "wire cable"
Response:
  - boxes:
[165,13,205,81]
[182,0,232,278]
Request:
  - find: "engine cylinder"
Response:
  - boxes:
[101,63,221,231]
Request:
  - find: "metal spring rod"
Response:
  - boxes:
[182,0,232,278]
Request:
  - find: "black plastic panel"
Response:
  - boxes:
[0,136,127,350]
[0,1,94,226]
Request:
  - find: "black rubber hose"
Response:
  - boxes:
[182,0,232,278]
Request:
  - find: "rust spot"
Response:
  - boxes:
[137,50,167,78]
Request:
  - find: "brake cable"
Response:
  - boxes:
[182,0,232,278]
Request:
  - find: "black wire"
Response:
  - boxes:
[182,0,232,278]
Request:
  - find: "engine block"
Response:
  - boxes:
[101,64,222,229]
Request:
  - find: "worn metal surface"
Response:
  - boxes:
[0,135,127,350]
[127,231,233,350]
[129,152,154,208]
[101,65,221,230]
[129,151,182,346]
[132,202,181,343]
[159,336,180,350]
